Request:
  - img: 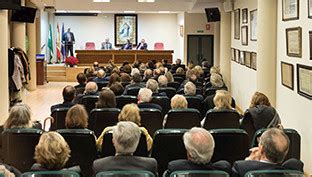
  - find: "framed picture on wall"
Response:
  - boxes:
[245,51,251,68]
[242,8,248,24]
[286,27,302,57]
[234,9,240,40]
[282,0,299,21]
[281,62,294,90]
[235,49,240,63]
[251,52,257,70]
[231,48,235,61]
[297,64,312,99]
[308,0,312,18]
[250,9,257,41]
[241,26,248,46]
[309,31,312,59]
[114,14,138,46]
[240,50,245,65]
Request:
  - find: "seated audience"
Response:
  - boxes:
[179,70,198,90]
[163,95,188,127]
[4,103,32,129]
[65,104,88,129]
[175,67,185,76]
[153,68,161,80]
[85,67,97,82]
[158,75,168,87]
[137,88,162,111]
[202,61,211,77]
[108,73,121,87]
[123,73,144,95]
[171,58,185,73]
[93,69,108,83]
[162,59,171,69]
[51,85,76,112]
[120,63,132,74]
[184,81,203,99]
[131,68,140,77]
[75,82,99,104]
[192,65,204,80]
[146,79,166,96]
[210,66,221,75]
[139,63,147,73]
[31,131,79,171]
[143,69,153,82]
[0,164,21,176]
[96,88,116,108]
[232,128,303,177]
[93,121,157,175]
[74,73,87,90]
[243,92,281,131]
[93,62,100,71]
[120,73,131,83]
[166,127,231,176]
[109,82,124,96]
[164,71,174,83]
[96,104,153,152]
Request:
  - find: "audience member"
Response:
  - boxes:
[164,71,174,83]
[120,63,132,74]
[139,63,147,73]
[96,104,153,152]
[65,104,88,129]
[4,103,32,129]
[85,67,96,82]
[93,121,157,175]
[175,67,185,76]
[75,82,99,103]
[143,69,153,82]
[51,85,76,112]
[163,95,188,127]
[131,68,140,76]
[120,73,131,83]
[0,163,21,176]
[74,73,87,90]
[192,65,204,79]
[158,75,168,87]
[232,128,303,177]
[209,73,224,88]
[171,58,184,73]
[153,68,161,80]
[109,82,124,96]
[93,62,100,71]
[123,73,144,95]
[179,69,198,90]
[166,127,231,176]
[93,69,108,83]
[162,59,171,69]
[96,88,116,108]
[210,66,220,75]
[201,61,211,77]
[108,73,121,87]
[137,88,162,111]
[184,81,203,99]
[146,79,166,96]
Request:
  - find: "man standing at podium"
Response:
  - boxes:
[101,38,112,50]
[62,28,75,57]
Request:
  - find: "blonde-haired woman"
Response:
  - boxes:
[65,104,88,129]
[163,95,188,127]
[4,103,32,129]
[96,103,152,152]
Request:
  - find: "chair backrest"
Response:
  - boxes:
[140,108,163,136]
[97,82,109,91]
[85,42,96,50]
[240,111,257,145]
[81,95,99,115]
[116,95,138,109]
[251,129,301,161]
[89,108,120,137]
[167,82,180,90]
[151,96,170,116]
[21,171,80,177]
[96,170,155,177]
[56,129,97,176]
[151,129,188,175]
[169,170,230,177]
[205,87,227,97]
[165,109,201,129]
[2,128,43,172]
[101,129,148,157]
[209,129,249,164]
[125,87,141,96]
[159,87,176,99]
[154,42,164,50]
[173,77,184,84]
[244,170,304,177]
[50,108,70,130]
[203,110,241,130]
[184,96,204,118]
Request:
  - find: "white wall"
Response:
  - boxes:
[54,13,180,60]
[40,11,49,55]
[231,0,257,109]
[276,0,312,174]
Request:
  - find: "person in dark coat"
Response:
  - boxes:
[51,85,76,112]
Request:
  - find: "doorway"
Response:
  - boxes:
[187,35,214,66]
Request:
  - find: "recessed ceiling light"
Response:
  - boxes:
[138,0,155,2]
[124,11,136,13]
[93,0,110,2]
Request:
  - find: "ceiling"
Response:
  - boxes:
[32,0,222,13]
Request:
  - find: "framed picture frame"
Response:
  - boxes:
[251,52,257,70]
[231,48,235,61]
[245,51,251,68]
[114,14,138,46]
[282,0,299,21]
[241,26,248,46]
[281,62,294,90]
[286,27,302,57]
[234,9,240,40]
[309,0,312,18]
[240,50,245,65]
[309,31,312,60]
[297,64,312,99]
[235,49,240,63]
[250,9,257,41]
[242,8,248,24]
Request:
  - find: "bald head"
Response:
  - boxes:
[62,85,76,102]
[85,82,98,94]
[97,69,106,78]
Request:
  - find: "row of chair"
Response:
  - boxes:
[1,128,300,175]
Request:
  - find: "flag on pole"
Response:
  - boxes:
[48,24,54,64]
[61,23,66,61]
[56,23,61,63]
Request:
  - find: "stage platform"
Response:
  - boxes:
[47,64,87,82]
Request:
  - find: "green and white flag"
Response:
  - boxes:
[48,24,54,63]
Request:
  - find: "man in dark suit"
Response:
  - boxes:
[75,81,99,104]
[101,38,112,50]
[170,58,185,73]
[93,121,158,175]
[51,85,76,112]
[62,28,75,57]
[166,127,231,176]
[123,73,145,95]
[232,128,304,177]
[136,39,148,50]
[137,88,162,111]
[121,39,132,50]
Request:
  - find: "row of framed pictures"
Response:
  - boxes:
[234,8,257,43]
[281,62,312,100]
[282,0,312,21]
[231,48,257,70]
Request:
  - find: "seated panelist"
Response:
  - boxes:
[121,39,132,50]
[136,39,148,50]
[101,38,112,50]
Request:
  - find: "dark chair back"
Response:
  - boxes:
[2,128,43,172]
[159,87,176,99]
[57,129,97,177]
[167,82,180,90]
[151,129,187,175]
[101,129,148,157]
[184,96,204,118]
[203,110,241,130]
[173,77,184,84]
[251,129,301,161]
[125,87,141,96]
[168,170,230,177]
[205,87,227,97]
[164,109,201,129]
[151,96,170,116]
[97,82,109,91]
[81,95,99,115]
[96,170,155,177]
[209,129,249,164]
[116,95,138,109]
[121,82,131,87]
[50,108,70,131]
[245,170,304,177]
[89,108,120,137]
[21,171,80,177]
[140,109,163,136]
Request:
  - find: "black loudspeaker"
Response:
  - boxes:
[205,8,220,22]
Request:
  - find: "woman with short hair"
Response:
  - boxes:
[96,88,116,108]
[4,103,32,129]
[65,104,88,129]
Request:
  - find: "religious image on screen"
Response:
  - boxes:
[115,14,138,46]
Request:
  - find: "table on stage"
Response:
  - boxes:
[75,50,173,65]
